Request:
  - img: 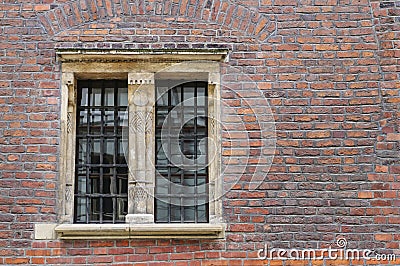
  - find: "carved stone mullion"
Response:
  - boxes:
[127,84,138,216]
[126,73,155,224]
[207,83,217,219]
[208,80,223,223]
[61,73,76,223]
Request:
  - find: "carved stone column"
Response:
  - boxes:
[126,73,155,224]
[61,72,76,223]
[208,73,222,224]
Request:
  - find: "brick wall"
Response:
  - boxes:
[0,0,399,265]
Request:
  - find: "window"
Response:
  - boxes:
[155,81,209,223]
[74,80,128,223]
[52,49,226,239]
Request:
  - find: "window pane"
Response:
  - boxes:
[104,138,114,164]
[104,110,114,135]
[170,198,181,222]
[80,87,88,106]
[77,138,87,164]
[156,175,168,194]
[117,87,128,106]
[75,197,87,223]
[90,88,102,106]
[104,87,114,106]
[102,197,113,221]
[183,198,195,221]
[183,86,195,106]
[90,197,100,222]
[155,199,169,222]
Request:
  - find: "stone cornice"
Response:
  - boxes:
[56,49,229,63]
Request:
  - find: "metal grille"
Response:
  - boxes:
[74,80,128,224]
[155,81,209,223]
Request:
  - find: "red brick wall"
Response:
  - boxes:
[0,0,399,264]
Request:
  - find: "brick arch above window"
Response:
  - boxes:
[35,0,276,41]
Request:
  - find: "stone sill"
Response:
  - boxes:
[53,223,225,240]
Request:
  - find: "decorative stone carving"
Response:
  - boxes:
[129,111,152,134]
[129,73,155,85]
[133,89,149,106]
[133,186,147,214]
[65,183,73,202]
[67,112,72,134]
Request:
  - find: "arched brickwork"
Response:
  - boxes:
[36,0,276,42]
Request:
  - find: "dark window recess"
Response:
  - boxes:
[155,81,209,223]
[74,80,128,224]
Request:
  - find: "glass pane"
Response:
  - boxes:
[117,139,127,164]
[104,110,114,135]
[171,175,182,195]
[171,86,181,105]
[183,176,195,194]
[183,86,195,106]
[197,200,207,222]
[170,198,181,222]
[117,175,128,194]
[104,138,114,164]
[182,139,195,157]
[170,139,181,165]
[102,172,112,194]
[80,87,88,106]
[156,138,168,166]
[90,139,101,164]
[117,87,128,106]
[77,175,86,194]
[156,108,168,127]
[183,198,195,221]
[197,86,206,106]
[156,175,168,194]
[197,176,207,194]
[184,110,195,126]
[197,139,207,161]
[75,197,87,222]
[102,197,113,221]
[79,110,88,126]
[104,87,114,106]
[117,109,127,135]
[77,138,87,164]
[197,115,207,127]
[89,109,102,134]
[90,197,100,221]
[89,171,100,194]
[116,198,127,220]
[155,199,169,222]
[156,87,169,106]
[197,107,206,116]
[90,88,102,106]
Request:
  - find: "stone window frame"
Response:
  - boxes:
[35,49,227,240]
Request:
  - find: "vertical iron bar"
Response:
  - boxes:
[167,87,171,223]
[180,84,184,223]
[99,81,104,223]
[86,83,91,224]
[194,82,198,223]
